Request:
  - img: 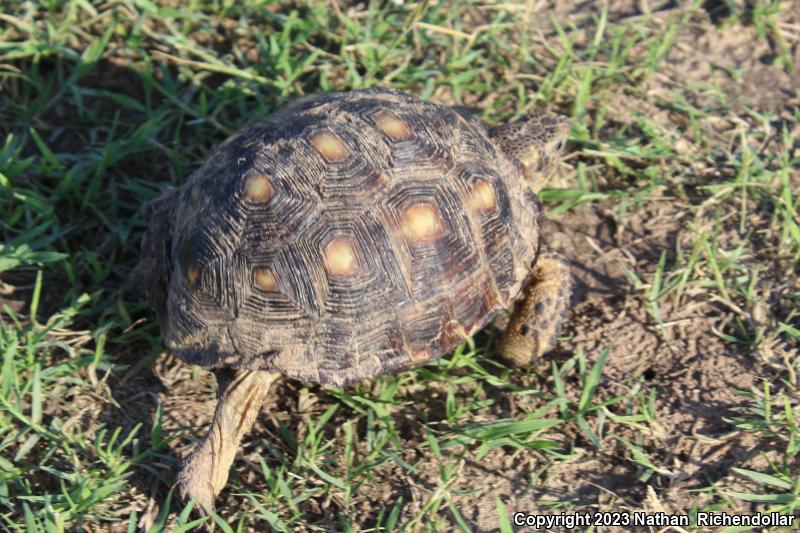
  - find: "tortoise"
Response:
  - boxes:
[135,87,571,512]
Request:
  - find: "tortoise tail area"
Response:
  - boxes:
[129,188,178,337]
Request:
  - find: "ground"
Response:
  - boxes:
[0,0,799,531]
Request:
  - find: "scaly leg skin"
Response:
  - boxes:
[176,369,279,514]
[496,249,571,366]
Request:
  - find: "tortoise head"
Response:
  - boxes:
[489,112,570,181]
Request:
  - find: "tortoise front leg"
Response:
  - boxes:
[496,249,571,366]
[176,369,279,513]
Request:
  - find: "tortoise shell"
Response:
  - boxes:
[139,88,548,386]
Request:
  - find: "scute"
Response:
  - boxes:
[156,88,541,386]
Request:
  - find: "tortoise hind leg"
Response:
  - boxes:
[496,249,571,366]
[176,369,279,513]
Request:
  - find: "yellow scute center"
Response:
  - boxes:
[323,237,359,277]
[186,262,201,285]
[467,180,496,213]
[254,268,278,291]
[311,131,349,162]
[245,173,274,203]
[375,111,411,141]
[401,202,444,242]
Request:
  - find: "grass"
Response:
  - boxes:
[1,0,798,531]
